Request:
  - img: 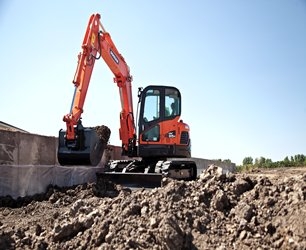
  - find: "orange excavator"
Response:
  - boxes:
[58,13,197,187]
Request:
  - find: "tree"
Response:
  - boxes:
[243,156,253,165]
[294,154,305,164]
[254,157,266,167]
[263,158,273,168]
[258,157,266,166]
[283,156,291,167]
[284,156,289,162]
[254,158,259,165]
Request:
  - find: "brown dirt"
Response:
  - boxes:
[94,125,111,144]
[0,166,305,250]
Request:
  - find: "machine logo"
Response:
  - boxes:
[167,131,176,138]
[110,49,119,64]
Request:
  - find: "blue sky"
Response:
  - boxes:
[1,1,305,164]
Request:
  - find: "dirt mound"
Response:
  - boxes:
[94,125,111,144]
[0,166,305,249]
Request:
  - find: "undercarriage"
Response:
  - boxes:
[93,159,197,196]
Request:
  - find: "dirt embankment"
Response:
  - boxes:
[0,166,305,250]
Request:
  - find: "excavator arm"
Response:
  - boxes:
[63,14,100,140]
[98,18,136,156]
[58,13,136,166]
[63,14,136,151]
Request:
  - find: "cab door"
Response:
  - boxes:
[138,85,185,157]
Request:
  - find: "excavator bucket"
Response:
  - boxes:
[57,125,111,166]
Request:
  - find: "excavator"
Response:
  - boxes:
[57,13,197,187]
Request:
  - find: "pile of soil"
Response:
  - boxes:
[0,166,305,249]
[94,125,111,144]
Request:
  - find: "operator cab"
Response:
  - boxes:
[137,85,191,159]
[138,86,180,142]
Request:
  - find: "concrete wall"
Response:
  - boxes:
[0,130,126,166]
[190,157,236,173]
[0,130,236,198]
[0,130,57,165]
[0,165,101,198]
[0,130,236,171]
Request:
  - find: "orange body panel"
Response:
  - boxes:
[139,118,190,146]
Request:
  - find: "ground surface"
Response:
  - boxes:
[0,166,305,250]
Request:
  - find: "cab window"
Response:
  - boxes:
[165,88,180,117]
[143,89,160,122]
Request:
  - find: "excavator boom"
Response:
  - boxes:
[58,13,136,166]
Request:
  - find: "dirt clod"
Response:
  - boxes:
[0,166,305,249]
[94,125,111,144]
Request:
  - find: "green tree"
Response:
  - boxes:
[254,158,259,165]
[243,156,253,165]
[299,154,304,162]
[263,158,273,168]
[255,157,266,167]
[294,154,305,164]
[283,156,291,167]
[258,157,266,166]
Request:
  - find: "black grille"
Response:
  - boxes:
[180,131,189,144]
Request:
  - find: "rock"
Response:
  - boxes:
[211,190,230,211]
